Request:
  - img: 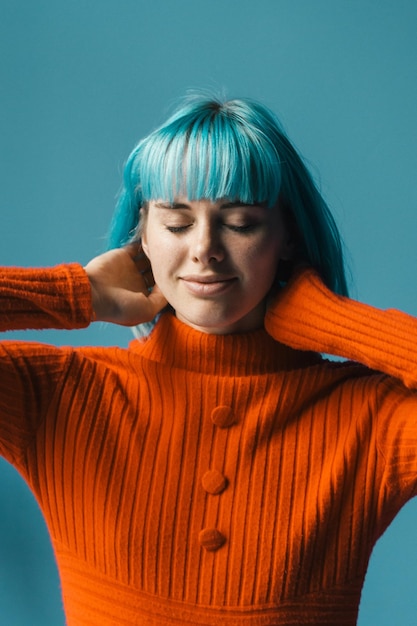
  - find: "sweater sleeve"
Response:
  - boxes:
[0,263,93,331]
[0,341,74,466]
[265,268,417,389]
[0,264,91,465]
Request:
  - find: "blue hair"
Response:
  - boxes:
[108,95,348,297]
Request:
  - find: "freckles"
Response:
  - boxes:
[246,236,275,257]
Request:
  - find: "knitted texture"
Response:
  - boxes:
[0,264,92,331]
[1,266,417,625]
[265,268,417,389]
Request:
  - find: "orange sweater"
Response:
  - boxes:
[1,264,417,625]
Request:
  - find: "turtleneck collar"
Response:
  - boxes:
[129,312,320,377]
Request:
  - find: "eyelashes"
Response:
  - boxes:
[166,225,189,233]
[165,223,260,234]
[226,224,259,233]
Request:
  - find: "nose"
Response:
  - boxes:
[191,221,225,265]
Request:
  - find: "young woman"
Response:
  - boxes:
[1,96,417,625]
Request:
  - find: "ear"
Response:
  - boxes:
[139,207,149,257]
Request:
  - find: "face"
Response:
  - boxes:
[141,198,292,334]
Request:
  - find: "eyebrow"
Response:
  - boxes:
[153,201,263,210]
[154,202,189,210]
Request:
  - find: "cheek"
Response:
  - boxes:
[243,235,282,278]
[142,222,164,263]
[143,232,181,284]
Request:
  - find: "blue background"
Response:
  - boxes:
[1,1,417,623]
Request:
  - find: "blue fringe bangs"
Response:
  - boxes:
[108,100,283,249]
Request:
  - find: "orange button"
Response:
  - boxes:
[211,406,236,428]
[202,469,227,495]
[199,528,226,551]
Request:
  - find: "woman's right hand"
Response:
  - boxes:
[84,243,168,326]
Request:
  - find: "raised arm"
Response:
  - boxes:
[0,263,92,464]
[1,244,167,332]
[0,247,167,467]
[265,268,417,389]
[0,263,92,331]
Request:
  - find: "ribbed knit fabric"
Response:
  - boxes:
[1,265,417,625]
[265,268,417,389]
[0,264,92,331]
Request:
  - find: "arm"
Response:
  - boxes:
[265,268,417,389]
[0,340,74,466]
[0,263,92,331]
[1,244,167,332]
[0,248,166,467]
[0,263,91,464]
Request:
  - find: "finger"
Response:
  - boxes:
[121,241,148,268]
[141,267,155,290]
[147,284,168,312]
[135,250,153,274]
[124,241,146,259]
[124,288,167,326]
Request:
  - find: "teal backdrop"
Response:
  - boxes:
[1,1,417,623]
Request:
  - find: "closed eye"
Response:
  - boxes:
[225,223,260,233]
[166,224,190,233]
[165,222,261,234]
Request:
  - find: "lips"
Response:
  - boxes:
[180,274,237,296]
